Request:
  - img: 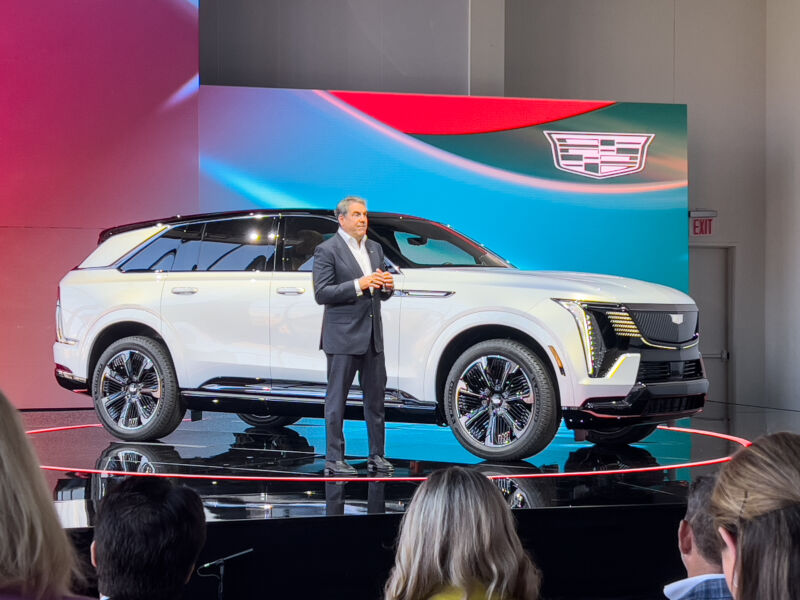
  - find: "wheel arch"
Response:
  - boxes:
[433,324,562,421]
[88,322,166,387]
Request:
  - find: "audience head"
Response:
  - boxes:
[711,432,800,600]
[679,474,724,576]
[92,476,206,600]
[0,390,81,599]
[384,466,540,600]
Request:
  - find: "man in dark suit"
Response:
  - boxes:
[312,196,395,476]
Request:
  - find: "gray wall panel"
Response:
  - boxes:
[765,0,800,411]
[469,0,505,96]
[504,0,675,102]
[674,0,766,410]
[200,0,470,94]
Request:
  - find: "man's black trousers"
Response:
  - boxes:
[324,342,386,462]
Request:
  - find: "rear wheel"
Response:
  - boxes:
[92,336,184,441]
[444,339,560,461]
[237,414,301,428]
[586,424,658,446]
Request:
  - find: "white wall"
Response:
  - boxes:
[504,0,770,412]
[765,0,800,412]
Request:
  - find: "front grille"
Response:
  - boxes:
[642,395,704,416]
[630,310,698,344]
[637,359,703,383]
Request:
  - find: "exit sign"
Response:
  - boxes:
[691,217,714,236]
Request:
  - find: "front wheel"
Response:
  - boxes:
[586,424,658,446]
[92,336,184,441]
[444,339,560,461]
[237,414,301,428]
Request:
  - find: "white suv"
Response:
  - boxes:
[54,210,707,460]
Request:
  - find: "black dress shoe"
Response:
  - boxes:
[367,455,395,473]
[324,460,357,476]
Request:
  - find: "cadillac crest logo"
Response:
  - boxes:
[543,131,655,179]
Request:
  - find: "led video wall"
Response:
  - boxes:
[199,86,688,289]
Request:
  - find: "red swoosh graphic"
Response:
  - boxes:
[330,91,614,135]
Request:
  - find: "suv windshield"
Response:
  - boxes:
[368,216,512,269]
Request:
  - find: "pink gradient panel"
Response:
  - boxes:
[0,1,199,408]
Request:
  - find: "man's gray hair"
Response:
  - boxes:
[686,473,722,567]
[335,196,367,218]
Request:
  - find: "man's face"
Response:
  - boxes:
[339,202,368,241]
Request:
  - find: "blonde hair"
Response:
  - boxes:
[384,466,541,600]
[0,390,81,599]
[711,432,800,600]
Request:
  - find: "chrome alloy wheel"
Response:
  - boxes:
[455,355,535,448]
[98,350,162,431]
[102,449,156,474]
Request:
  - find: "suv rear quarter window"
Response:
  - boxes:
[120,218,278,273]
[120,223,204,272]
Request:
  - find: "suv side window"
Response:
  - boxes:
[280,216,338,271]
[198,217,277,272]
[120,223,204,273]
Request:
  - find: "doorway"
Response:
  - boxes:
[688,245,732,426]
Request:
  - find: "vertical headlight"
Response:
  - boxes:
[555,300,607,376]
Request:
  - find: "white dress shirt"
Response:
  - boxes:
[338,228,372,296]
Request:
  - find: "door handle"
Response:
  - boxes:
[277,287,306,295]
[394,289,454,298]
[171,287,198,295]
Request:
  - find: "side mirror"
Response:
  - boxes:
[383,259,401,275]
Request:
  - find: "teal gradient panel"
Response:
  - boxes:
[199,86,688,291]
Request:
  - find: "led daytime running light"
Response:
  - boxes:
[556,300,597,376]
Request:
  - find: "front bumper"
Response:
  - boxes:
[562,378,707,430]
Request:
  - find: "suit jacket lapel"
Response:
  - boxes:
[332,233,365,279]
[367,240,381,271]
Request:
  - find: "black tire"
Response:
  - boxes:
[444,339,560,461]
[237,414,301,428]
[92,336,184,441]
[586,424,658,446]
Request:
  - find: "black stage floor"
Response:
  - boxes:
[25,411,751,525]
[22,406,765,599]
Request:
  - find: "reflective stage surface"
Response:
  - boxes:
[24,410,750,528]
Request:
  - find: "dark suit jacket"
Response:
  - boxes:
[312,233,393,355]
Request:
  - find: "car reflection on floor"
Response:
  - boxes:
[51,424,687,526]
